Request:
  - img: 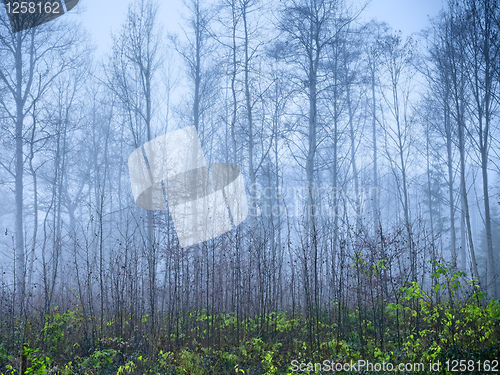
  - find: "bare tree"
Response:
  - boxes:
[445,2,480,280]
[0,8,83,316]
[426,14,459,267]
[278,0,353,345]
[379,32,417,282]
[107,0,164,335]
[464,0,499,298]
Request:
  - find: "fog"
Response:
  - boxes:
[0,0,498,372]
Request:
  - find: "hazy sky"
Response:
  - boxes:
[73,0,445,56]
[365,0,444,30]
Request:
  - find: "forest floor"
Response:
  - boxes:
[1,266,499,374]
[0,293,499,374]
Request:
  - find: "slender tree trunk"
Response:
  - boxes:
[457,111,479,281]
[370,65,380,235]
[444,103,457,267]
[14,31,25,315]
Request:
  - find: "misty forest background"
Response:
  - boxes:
[0,0,499,373]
